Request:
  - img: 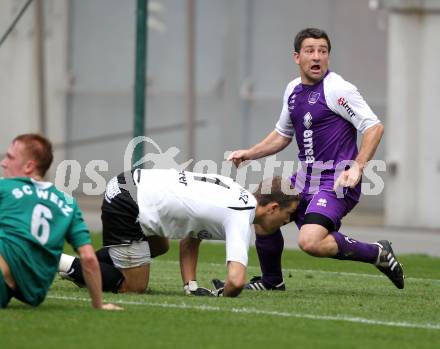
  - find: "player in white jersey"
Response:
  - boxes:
[59,170,299,297]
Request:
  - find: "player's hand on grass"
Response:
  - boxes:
[101,303,124,311]
[226,150,251,168]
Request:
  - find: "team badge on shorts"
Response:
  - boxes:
[317,198,327,207]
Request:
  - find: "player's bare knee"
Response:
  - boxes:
[298,237,320,256]
[131,284,148,294]
[121,278,148,293]
[224,284,243,297]
[121,285,147,294]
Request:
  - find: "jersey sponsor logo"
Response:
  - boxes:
[179,170,188,186]
[316,198,327,207]
[308,91,320,105]
[303,112,314,164]
[104,176,121,203]
[337,97,356,118]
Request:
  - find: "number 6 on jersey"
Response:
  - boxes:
[31,204,53,245]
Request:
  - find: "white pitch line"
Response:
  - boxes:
[47,295,440,331]
[158,260,440,284]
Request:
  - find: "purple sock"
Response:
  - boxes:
[255,229,284,286]
[330,231,379,264]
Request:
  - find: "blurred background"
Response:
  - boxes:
[0,0,439,252]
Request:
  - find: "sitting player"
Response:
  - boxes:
[0,134,121,310]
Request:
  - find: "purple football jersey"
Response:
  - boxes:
[275,71,380,198]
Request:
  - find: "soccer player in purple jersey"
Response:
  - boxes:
[220,28,404,291]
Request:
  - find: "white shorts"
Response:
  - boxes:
[108,241,151,269]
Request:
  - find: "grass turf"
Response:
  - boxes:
[1,237,439,349]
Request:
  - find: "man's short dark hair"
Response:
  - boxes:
[253,176,300,208]
[294,28,331,53]
[13,134,53,177]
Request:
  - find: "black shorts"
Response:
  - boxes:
[101,171,146,246]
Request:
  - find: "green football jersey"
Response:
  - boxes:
[0,177,91,306]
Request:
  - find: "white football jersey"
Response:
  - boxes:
[135,169,256,266]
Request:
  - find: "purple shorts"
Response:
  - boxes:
[292,189,359,232]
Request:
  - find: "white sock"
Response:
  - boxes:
[373,243,383,265]
[58,253,75,272]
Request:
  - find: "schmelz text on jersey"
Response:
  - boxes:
[11,185,74,217]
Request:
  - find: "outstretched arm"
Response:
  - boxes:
[227,131,291,167]
[355,123,385,169]
[77,244,122,310]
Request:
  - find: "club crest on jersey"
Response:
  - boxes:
[303,112,312,129]
[308,91,320,105]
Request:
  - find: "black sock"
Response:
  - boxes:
[255,229,284,286]
[99,263,124,293]
[68,258,124,293]
[68,258,85,285]
[96,247,113,265]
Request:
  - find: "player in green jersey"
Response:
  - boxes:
[0,134,121,310]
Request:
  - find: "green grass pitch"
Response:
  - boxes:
[1,237,439,349]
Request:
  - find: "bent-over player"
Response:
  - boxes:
[59,169,299,297]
